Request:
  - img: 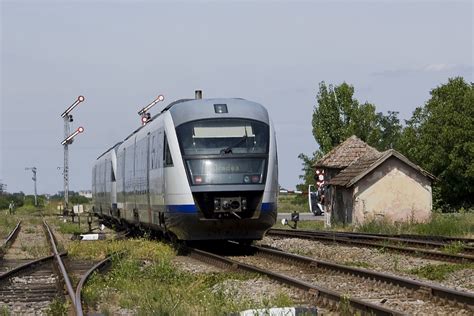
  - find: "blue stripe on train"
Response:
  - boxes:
[167,204,197,213]
[261,202,276,213]
[167,203,276,214]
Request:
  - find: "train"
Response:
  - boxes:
[92,92,278,241]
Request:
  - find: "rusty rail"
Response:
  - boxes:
[0,252,67,280]
[1,221,21,255]
[43,220,77,311]
[267,229,474,263]
[252,244,474,308]
[75,255,114,316]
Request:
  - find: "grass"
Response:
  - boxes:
[272,220,324,230]
[354,212,473,237]
[0,213,17,239]
[56,220,84,235]
[278,194,310,213]
[441,241,465,254]
[77,238,295,315]
[344,261,374,269]
[409,263,474,281]
[273,212,474,238]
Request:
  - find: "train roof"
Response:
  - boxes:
[96,141,122,160]
[100,97,269,157]
[168,98,269,127]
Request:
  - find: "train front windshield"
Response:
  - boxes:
[176,119,269,185]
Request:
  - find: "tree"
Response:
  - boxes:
[311,82,401,154]
[398,77,474,208]
[297,81,402,195]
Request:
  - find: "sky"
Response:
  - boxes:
[1,0,472,195]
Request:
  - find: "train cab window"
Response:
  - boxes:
[164,134,173,167]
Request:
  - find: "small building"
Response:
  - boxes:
[314,136,435,225]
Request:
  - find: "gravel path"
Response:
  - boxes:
[258,236,474,293]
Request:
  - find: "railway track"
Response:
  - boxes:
[0,221,64,313]
[267,229,474,263]
[0,221,21,258]
[189,242,473,315]
[0,219,112,314]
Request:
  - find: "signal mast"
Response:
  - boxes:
[60,96,85,211]
[138,95,164,125]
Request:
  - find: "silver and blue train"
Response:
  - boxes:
[92,93,278,241]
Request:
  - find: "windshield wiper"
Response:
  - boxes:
[220,135,248,155]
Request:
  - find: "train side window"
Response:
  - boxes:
[164,134,173,167]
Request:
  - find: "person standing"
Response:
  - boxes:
[9,201,15,215]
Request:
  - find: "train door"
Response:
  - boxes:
[132,136,138,223]
[149,129,165,226]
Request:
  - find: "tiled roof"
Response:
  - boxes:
[328,151,383,186]
[328,149,435,187]
[314,135,380,169]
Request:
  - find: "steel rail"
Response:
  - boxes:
[269,228,474,245]
[75,255,114,316]
[252,244,474,308]
[267,229,474,263]
[43,220,77,311]
[316,232,474,252]
[188,247,402,316]
[1,221,21,255]
[0,252,67,280]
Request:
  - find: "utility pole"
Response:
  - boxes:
[61,95,85,212]
[25,167,38,206]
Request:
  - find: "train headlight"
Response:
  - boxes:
[251,175,260,183]
[243,175,250,183]
[214,199,221,211]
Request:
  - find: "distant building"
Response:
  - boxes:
[314,136,435,225]
[79,190,92,199]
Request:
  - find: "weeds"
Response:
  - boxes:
[81,239,294,315]
[278,194,310,213]
[441,241,465,254]
[339,294,352,316]
[45,298,68,316]
[0,306,10,316]
[344,261,373,269]
[56,220,83,235]
[354,213,473,237]
[409,263,474,281]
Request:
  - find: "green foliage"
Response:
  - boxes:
[343,261,373,269]
[272,219,325,230]
[57,220,84,235]
[45,298,68,315]
[70,195,90,204]
[0,193,24,210]
[311,81,402,154]
[298,81,402,191]
[441,241,465,255]
[81,240,294,315]
[355,212,473,237]
[0,306,10,316]
[409,263,473,281]
[398,77,474,208]
[0,214,17,238]
[278,194,309,212]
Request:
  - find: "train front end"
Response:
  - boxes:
[166,98,278,241]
